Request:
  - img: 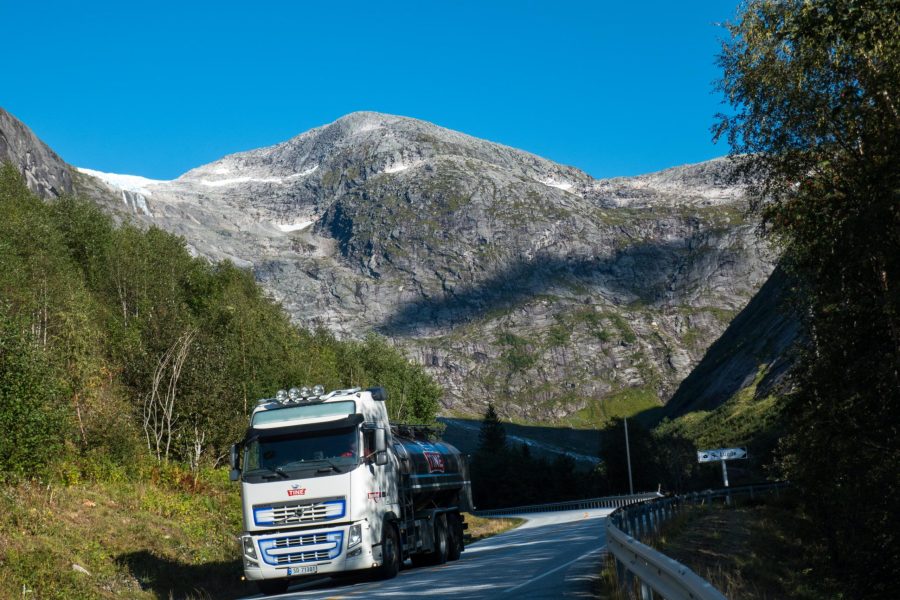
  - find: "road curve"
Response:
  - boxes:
[240,507,615,600]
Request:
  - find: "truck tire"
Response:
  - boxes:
[432,514,450,565]
[411,515,449,567]
[447,513,463,561]
[376,522,401,580]
[257,579,289,595]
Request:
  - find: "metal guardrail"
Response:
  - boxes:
[473,491,660,517]
[606,481,789,600]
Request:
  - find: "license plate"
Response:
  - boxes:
[287,565,317,576]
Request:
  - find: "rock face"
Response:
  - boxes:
[0,107,73,198]
[0,109,778,421]
[663,267,799,419]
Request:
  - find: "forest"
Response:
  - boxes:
[0,163,440,482]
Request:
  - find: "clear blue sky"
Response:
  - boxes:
[1,1,739,180]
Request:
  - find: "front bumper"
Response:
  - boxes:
[242,521,381,581]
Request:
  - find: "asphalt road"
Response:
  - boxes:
[242,507,615,600]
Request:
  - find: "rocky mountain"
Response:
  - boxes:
[0,108,73,198]
[663,266,798,420]
[1,108,777,422]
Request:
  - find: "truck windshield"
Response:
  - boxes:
[243,425,358,479]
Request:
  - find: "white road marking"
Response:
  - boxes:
[500,546,605,594]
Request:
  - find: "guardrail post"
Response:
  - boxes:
[640,581,652,600]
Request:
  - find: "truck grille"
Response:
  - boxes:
[257,530,344,566]
[253,497,345,526]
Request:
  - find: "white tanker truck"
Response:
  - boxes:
[229,386,473,595]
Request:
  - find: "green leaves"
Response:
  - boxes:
[717,1,900,593]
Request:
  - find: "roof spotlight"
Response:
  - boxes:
[300,386,311,398]
[312,384,325,397]
[288,387,301,402]
[275,389,288,403]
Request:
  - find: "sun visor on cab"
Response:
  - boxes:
[242,413,364,445]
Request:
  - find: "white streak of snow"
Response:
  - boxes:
[384,161,423,174]
[276,220,314,233]
[199,176,280,187]
[197,167,318,187]
[540,177,573,191]
[78,167,165,196]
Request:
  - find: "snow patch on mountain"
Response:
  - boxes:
[384,160,423,174]
[276,220,314,232]
[540,177,574,191]
[192,165,319,187]
[77,167,165,196]
[198,176,284,187]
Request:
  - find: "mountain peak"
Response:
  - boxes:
[1,107,770,422]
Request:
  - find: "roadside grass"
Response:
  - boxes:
[461,513,524,543]
[0,465,250,600]
[597,496,847,599]
[0,470,522,599]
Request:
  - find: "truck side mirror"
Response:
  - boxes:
[374,429,388,465]
[229,443,241,481]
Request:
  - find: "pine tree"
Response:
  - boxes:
[477,403,506,454]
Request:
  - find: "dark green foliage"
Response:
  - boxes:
[470,403,605,508]
[337,334,441,424]
[600,418,711,494]
[0,164,441,479]
[477,403,506,454]
[0,309,69,479]
[716,1,899,593]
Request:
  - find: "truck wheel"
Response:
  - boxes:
[433,514,450,565]
[377,522,400,580]
[257,579,289,595]
[411,515,450,567]
[447,513,463,561]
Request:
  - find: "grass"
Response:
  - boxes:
[651,499,845,599]
[655,367,783,450]
[461,513,524,542]
[0,466,524,599]
[0,465,249,600]
[597,496,847,600]
[563,386,661,429]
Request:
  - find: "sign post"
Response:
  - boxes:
[697,447,747,504]
[624,417,634,495]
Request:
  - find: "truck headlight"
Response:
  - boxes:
[242,535,258,560]
[348,524,362,549]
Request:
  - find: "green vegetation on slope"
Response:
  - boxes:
[564,386,660,429]
[0,466,247,600]
[0,164,445,598]
[656,368,783,455]
[0,163,441,480]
